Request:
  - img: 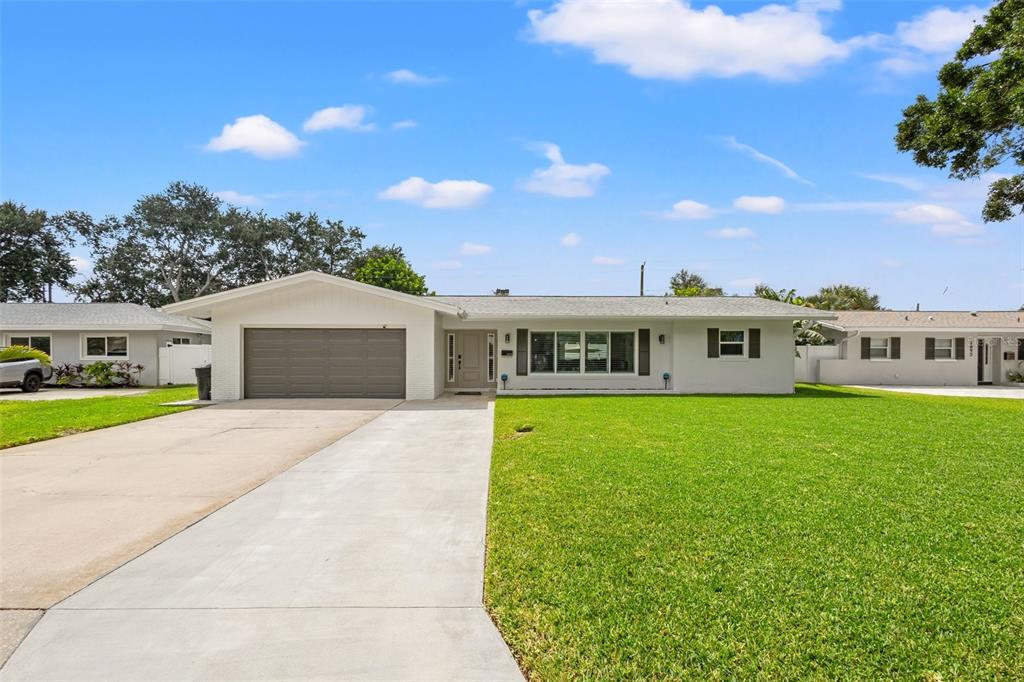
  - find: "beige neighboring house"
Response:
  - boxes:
[812,310,1024,386]
[161,271,836,400]
[0,303,211,386]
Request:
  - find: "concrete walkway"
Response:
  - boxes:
[2,395,523,681]
[848,385,1024,399]
[0,387,152,401]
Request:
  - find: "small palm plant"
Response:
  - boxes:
[0,344,52,366]
[754,285,829,352]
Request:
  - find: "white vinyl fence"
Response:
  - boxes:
[794,345,840,383]
[158,344,212,385]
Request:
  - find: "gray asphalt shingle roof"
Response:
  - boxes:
[825,310,1023,331]
[434,296,835,319]
[0,303,211,332]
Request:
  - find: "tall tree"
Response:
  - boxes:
[668,268,724,297]
[353,255,431,295]
[754,284,829,347]
[0,201,76,302]
[281,212,366,277]
[804,284,881,311]
[896,0,1024,222]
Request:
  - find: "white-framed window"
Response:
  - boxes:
[934,338,953,360]
[8,335,51,355]
[529,330,638,375]
[447,333,455,382]
[82,334,129,359]
[487,333,496,382]
[719,330,745,357]
[869,336,889,360]
[171,337,192,345]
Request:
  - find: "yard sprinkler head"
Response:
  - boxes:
[662,372,670,389]
[500,373,508,390]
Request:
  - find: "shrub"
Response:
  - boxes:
[53,361,144,387]
[0,344,52,366]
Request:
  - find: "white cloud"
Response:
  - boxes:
[724,137,814,185]
[931,222,984,237]
[662,199,714,220]
[392,120,419,130]
[205,115,304,159]
[892,203,964,224]
[460,242,494,255]
[792,200,909,213]
[896,6,985,53]
[733,195,785,214]
[215,189,261,206]
[70,255,92,276]
[303,105,375,133]
[561,231,582,247]
[432,260,463,270]
[520,143,610,198]
[593,255,624,266]
[385,69,444,85]
[379,177,493,209]
[858,173,925,191]
[708,227,756,239]
[528,0,852,80]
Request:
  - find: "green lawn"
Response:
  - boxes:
[0,385,199,449]
[486,386,1024,680]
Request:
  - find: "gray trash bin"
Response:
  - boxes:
[195,365,212,401]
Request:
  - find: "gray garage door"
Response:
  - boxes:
[243,328,405,399]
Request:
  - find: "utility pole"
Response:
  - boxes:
[640,262,646,296]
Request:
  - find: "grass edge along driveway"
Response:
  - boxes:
[0,386,198,449]
[485,385,1024,679]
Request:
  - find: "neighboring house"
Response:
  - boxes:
[813,310,1024,386]
[161,271,835,401]
[0,303,212,386]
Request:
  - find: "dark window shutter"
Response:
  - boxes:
[1018,338,1023,360]
[890,337,901,360]
[708,328,720,358]
[516,329,528,376]
[955,337,965,360]
[748,328,761,359]
[860,336,870,360]
[925,337,935,360]
[638,329,650,376]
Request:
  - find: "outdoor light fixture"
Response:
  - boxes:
[504,333,511,343]
[500,373,508,390]
[658,334,666,344]
[662,372,670,389]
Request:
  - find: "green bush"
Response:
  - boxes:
[0,344,52,366]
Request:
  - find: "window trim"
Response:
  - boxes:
[933,337,955,361]
[6,334,52,355]
[718,329,747,360]
[170,337,192,345]
[81,333,131,360]
[869,336,890,361]
[527,329,639,376]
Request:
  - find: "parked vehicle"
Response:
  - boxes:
[0,357,54,392]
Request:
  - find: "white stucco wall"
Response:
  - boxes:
[819,332,978,386]
[207,281,440,400]
[2,329,207,386]
[442,316,794,394]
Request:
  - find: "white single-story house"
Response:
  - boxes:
[811,310,1023,386]
[0,303,211,386]
[161,271,836,400]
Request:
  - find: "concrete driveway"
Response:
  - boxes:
[2,395,522,681]
[848,385,1024,399]
[0,399,395,664]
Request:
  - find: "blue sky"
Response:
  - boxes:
[3,0,1022,309]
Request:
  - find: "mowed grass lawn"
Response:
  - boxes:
[486,386,1024,679]
[0,385,198,449]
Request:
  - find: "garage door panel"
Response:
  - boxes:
[244,328,405,399]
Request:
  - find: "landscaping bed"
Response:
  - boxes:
[0,385,199,449]
[486,386,1024,679]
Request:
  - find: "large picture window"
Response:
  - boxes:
[84,335,129,358]
[934,338,953,360]
[719,330,745,357]
[9,335,51,355]
[530,330,637,374]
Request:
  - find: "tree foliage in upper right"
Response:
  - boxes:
[895,0,1024,222]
